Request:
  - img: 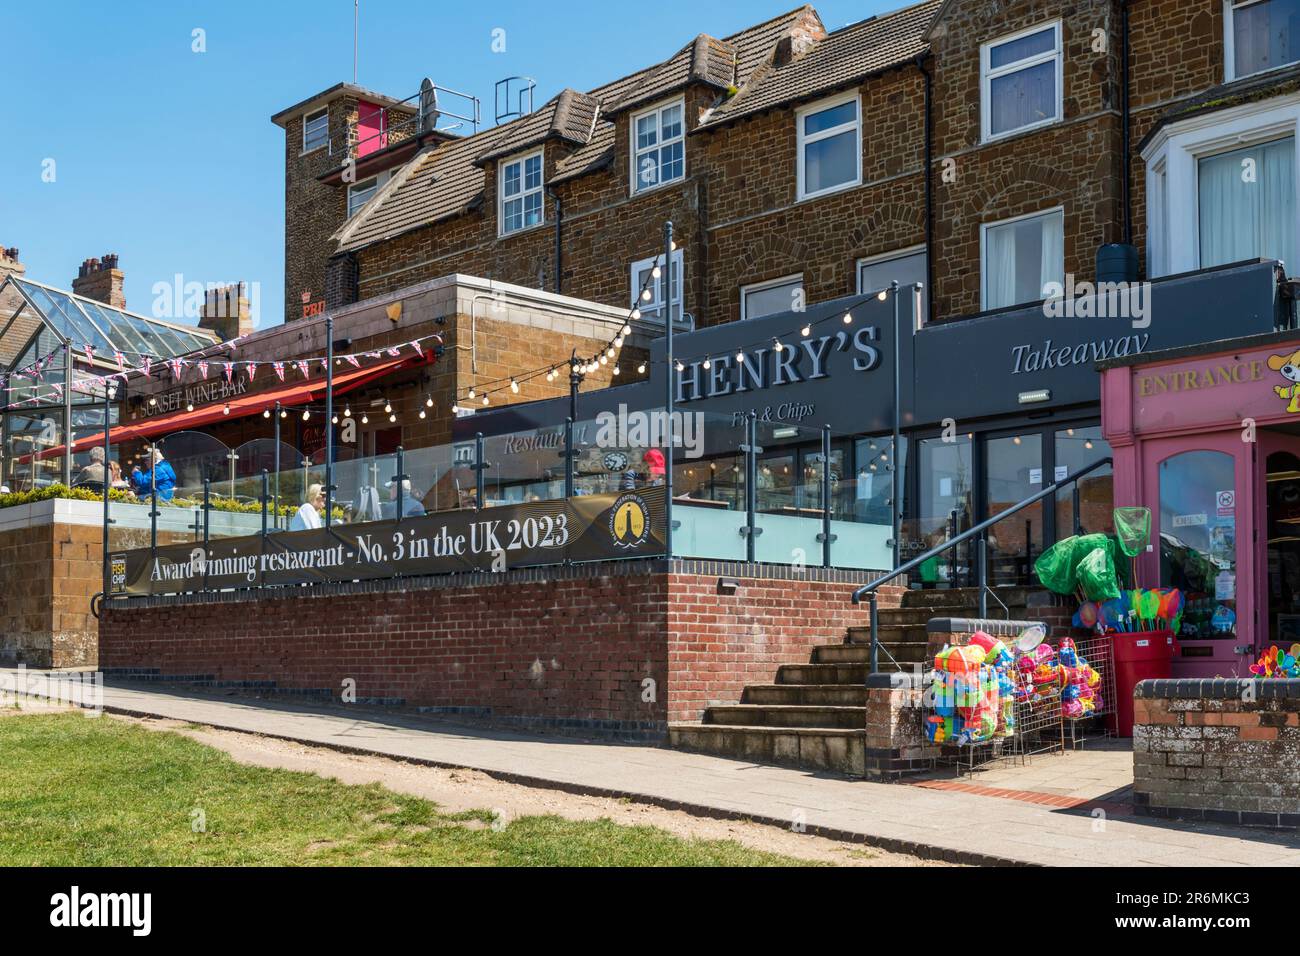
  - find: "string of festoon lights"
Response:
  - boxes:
[449,242,911,410]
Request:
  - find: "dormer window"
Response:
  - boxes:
[499,151,544,236]
[631,100,685,195]
[303,107,329,153]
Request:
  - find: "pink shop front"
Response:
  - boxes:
[1101,330,1300,678]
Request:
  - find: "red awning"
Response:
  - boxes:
[28,352,433,462]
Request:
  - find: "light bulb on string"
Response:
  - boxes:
[622,324,631,336]
[302,409,310,421]
[186,402,194,412]
[702,357,712,370]
[606,347,615,359]
[389,414,397,423]
[637,363,646,374]
[510,379,519,393]
[876,290,888,302]
[263,409,271,419]
[773,338,784,353]
[613,365,620,376]
[735,350,744,363]
[652,266,662,279]
[361,413,369,424]
[641,289,652,302]
[280,409,287,419]
[331,415,339,424]
[843,312,853,325]
[468,388,475,399]
[419,410,426,420]
[631,309,641,321]
[384,400,392,414]
[425,396,433,408]
[801,323,811,337]
[675,361,684,372]
[482,395,489,406]
[223,404,231,416]
[344,406,352,418]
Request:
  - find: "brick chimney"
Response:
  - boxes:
[199,282,255,341]
[0,246,25,320]
[71,253,126,309]
[773,8,827,67]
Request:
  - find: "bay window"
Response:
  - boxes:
[1198,137,1296,270]
[981,209,1065,311]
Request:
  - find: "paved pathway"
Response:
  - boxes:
[5,669,1300,866]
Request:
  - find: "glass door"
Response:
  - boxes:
[913,435,974,587]
[984,432,1044,586]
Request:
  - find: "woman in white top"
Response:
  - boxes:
[289,483,324,532]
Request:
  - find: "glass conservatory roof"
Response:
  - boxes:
[0,276,220,366]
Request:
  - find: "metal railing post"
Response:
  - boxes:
[563,417,574,499]
[978,534,988,619]
[475,432,485,512]
[202,478,212,593]
[819,424,834,568]
[101,383,113,599]
[869,592,879,675]
[149,463,158,557]
[273,401,282,530]
[394,446,407,522]
[260,469,269,540]
[1073,484,1082,537]
[744,412,758,563]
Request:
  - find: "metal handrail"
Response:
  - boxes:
[852,457,1114,674]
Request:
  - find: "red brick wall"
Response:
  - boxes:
[99,563,895,735]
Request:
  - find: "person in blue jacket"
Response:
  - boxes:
[130,448,177,502]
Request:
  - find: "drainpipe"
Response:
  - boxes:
[546,186,563,294]
[1120,0,1133,246]
[917,53,935,326]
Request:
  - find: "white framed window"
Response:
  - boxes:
[858,247,928,325]
[347,172,389,217]
[741,274,804,321]
[1143,94,1300,278]
[1226,0,1300,82]
[303,107,329,153]
[499,150,544,236]
[980,208,1065,311]
[630,250,683,323]
[631,99,685,195]
[796,92,861,201]
[980,21,1062,141]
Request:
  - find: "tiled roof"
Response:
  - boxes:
[336,3,935,253]
[698,1,941,129]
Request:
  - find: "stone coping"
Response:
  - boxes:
[865,672,926,690]
[1136,678,1300,700]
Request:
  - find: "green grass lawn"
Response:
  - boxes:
[0,713,811,867]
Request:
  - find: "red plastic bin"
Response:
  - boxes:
[1107,630,1179,738]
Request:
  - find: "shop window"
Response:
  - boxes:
[631,100,685,195]
[797,92,861,201]
[630,250,683,323]
[1054,427,1114,537]
[981,208,1064,310]
[1159,450,1237,638]
[1198,137,1296,271]
[499,151,544,236]
[741,274,804,321]
[852,435,905,528]
[1227,0,1300,81]
[981,21,1062,141]
[303,107,329,153]
[858,249,928,326]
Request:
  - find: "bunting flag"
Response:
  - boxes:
[366,351,381,359]
[408,341,423,357]
[142,357,152,378]
[114,351,127,370]
[197,360,209,379]
[50,383,62,400]
[294,360,310,378]
[223,362,234,384]
[344,355,360,368]
[319,358,329,371]
[84,344,95,365]
[386,347,401,357]
[169,359,184,380]
[247,362,258,382]
[273,362,285,382]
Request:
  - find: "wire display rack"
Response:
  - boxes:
[1062,634,1117,749]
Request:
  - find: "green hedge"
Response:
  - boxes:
[0,485,300,518]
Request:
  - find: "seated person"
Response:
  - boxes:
[388,478,425,517]
[289,483,324,531]
[73,446,107,489]
[130,449,177,502]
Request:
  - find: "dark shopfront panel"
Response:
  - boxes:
[454,260,1286,579]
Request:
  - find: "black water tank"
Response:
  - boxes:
[1097,243,1140,284]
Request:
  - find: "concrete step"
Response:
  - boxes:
[705,704,865,730]
[668,723,866,777]
[846,622,929,645]
[878,642,931,665]
[871,605,1028,627]
[777,662,868,685]
[899,586,1035,610]
[743,684,868,706]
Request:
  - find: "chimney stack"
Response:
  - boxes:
[199,282,255,341]
[0,246,25,321]
[773,8,827,67]
[71,253,126,309]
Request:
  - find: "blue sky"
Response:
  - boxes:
[2,0,904,329]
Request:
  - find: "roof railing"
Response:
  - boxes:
[330,82,482,162]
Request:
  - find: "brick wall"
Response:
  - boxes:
[98,561,891,738]
[0,521,100,668]
[1134,679,1300,828]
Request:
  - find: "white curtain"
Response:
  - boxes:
[1200,137,1295,274]
[986,225,1017,309]
[1039,212,1065,298]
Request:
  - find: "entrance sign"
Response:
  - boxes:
[111,488,667,597]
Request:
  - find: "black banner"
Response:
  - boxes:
[110,487,666,596]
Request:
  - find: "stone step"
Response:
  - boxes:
[900,586,1034,610]
[813,642,924,665]
[846,622,929,645]
[668,723,865,777]
[743,684,868,707]
[777,662,867,686]
[873,605,1027,626]
[705,704,865,730]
